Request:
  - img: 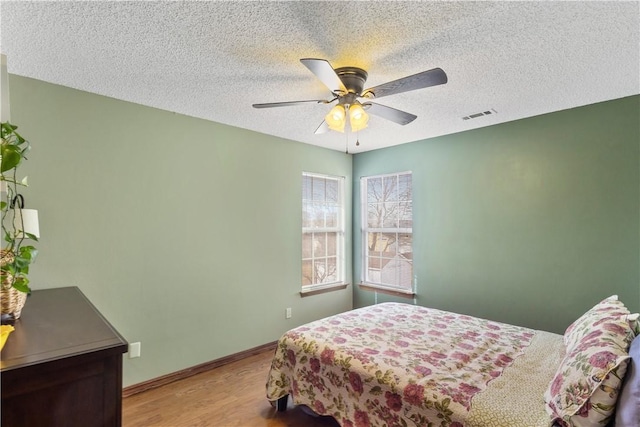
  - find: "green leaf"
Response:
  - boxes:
[0,122,15,137]
[1,145,21,172]
[2,263,16,275]
[1,123,24,144]
[14,256,30,270]
[13,130,25,145]
[2,122,18,132]
[16,246,37,265]
[12,276,30,293]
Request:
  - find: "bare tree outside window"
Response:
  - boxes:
[302,173,344,289]
[362,172,413,291]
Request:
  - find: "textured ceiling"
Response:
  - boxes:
[1,1,638,153]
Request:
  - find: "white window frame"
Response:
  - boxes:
[301,172,346,293]
[361,171,414,295]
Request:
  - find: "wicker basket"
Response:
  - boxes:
[1,249,28,319]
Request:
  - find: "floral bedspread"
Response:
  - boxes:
[266,302,538,427]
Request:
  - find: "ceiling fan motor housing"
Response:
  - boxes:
[334,67,368,96]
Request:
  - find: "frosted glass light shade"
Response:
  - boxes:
[13,209,39,238]
[325,105,346,132]
[349,103,369,132]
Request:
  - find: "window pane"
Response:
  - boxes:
[302,202,313,228]
[397,258,413,289]
[326,206,338,228]
[312,204,324,227]
[314,259,327,283]
[302,260,313,285]
[312,177,325,201]
[383,202,398,228]
[380,233,397,256]
[327,233,337,256]
[367,232,383,256]
[399,173,412,201]
[398,233,412,257]
[380,255,412,288]
[383,176,398,201]
[302,175,312,201]
[313,233,326,257]
[302,233,313,258]
[367,203,383,228]
[367,177,382,203]
[326,257,337,282]
[367,256,381,283]
[399,201,412,228]
[326,179,338,203]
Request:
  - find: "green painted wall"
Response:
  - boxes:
[353,96,640,334]
[8,75,353,387]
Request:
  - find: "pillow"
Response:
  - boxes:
[616,335,640,426]
[564,295,631,350]
[545,297,635,426]
[545,352,629,427]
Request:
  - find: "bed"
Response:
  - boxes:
[266,297,639,427]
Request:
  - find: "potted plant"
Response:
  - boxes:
[1,121,37,319]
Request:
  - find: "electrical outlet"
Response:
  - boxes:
[129,342,141,358]
[285,307,292,319]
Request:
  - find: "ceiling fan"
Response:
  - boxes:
[252,58,447,134]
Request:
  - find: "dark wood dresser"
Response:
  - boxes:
[1,287,128,426]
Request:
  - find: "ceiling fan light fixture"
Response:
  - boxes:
[325,104,346,132]
[349,103,368,132]
[254,58,448,135]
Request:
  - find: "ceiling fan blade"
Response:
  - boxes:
[252,100,329,108]
[300,58,348,95]
[314,120,329,134]
[363,68,447,99]
[365,102,417,125]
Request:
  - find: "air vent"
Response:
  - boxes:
[462,109,496,120]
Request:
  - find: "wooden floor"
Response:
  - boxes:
[122,349,340,427]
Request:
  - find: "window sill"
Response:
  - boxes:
[300,283,349,297]
[359,283,416,299]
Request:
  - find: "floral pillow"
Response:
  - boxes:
[545,297,635,427]
[563,295,636,350]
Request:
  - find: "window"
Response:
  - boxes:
[302,172,345,292]
[361,172,413,293]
